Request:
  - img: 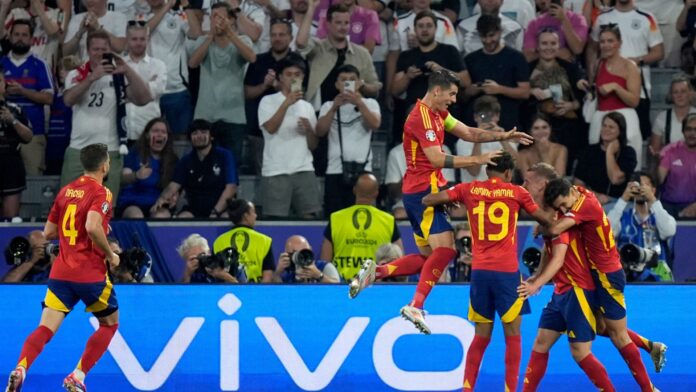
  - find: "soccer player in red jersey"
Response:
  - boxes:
[423,152,550,392]
[348,70,533,334]
[544,178,661,392]
[517,163,615,392]
[5,144,120,392]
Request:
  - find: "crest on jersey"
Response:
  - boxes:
[425,129,437,142]
[101,202,110,214]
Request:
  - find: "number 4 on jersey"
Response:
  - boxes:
[62,203,78,245]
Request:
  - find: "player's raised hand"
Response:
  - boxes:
[505,127,534,145]
[477,149,503,165]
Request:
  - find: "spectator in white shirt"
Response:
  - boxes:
[61,30,152,200]
[141,0,201,135]
[257,53,322,218]
[63,0,128,58]
[316,64,381,214]
[123,22,167,142]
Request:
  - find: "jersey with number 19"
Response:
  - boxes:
[447,178,539,272]
[48,175,113,283]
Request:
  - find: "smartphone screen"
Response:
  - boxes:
[344,80,355,93]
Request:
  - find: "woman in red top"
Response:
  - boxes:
[584,23,642,168]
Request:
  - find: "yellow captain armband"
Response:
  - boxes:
[443,113,457,131]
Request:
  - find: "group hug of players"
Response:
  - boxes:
[348,70,667,392]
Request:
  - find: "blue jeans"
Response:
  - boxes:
[160,90,193,134]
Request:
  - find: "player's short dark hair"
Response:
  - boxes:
[227,198,252,225]
[528,162,558,181]
[473,95,500,115]
[86,30,111,49]
[10,19,34,36]
[327,4,350,21]
[80,143,109,172]
[427,69,459,91]
[336,64,360,78]
[486,150,515,174]
[276,52,306,76]
[476,14,501,35]
[543,178,573,208]
[414,10,437,26]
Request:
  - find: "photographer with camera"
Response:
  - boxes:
[2,231,56,283]
[177,234,245,283]
[607,171,675,282]
[452,222,473,282]
[213,199,274,282]
[106,238,154,283]
[274,235,340,283]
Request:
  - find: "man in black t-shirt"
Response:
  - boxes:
[391,10,468,141]
[464,14,530,130]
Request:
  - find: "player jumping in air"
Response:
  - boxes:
[348,70,533,334]
[544,178,663,392]
[5,144,120,392]
[518,163,616,392]
[422,152,550,392]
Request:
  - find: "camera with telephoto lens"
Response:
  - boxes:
[196,247,240,274]
[522,247,542,275]
[619,243,658,273]
[455,236,472,255]
[4,236,57,267]
[120,247,153,282]
[289,249,315,268]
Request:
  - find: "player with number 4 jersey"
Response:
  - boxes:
[5,144,121,392]
[423,152,551,392]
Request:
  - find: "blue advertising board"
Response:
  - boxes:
[0,285,693,391]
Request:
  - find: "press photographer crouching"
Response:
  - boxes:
[607,171,676,282]
[2,231,56,283]
[274,235,340,283]
[178,234,246,283]
[107,238,154,283]
[452,222,473,282]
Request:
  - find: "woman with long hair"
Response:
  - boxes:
[118,118,178,218]
[527,29,586,169]
[518,114,568,176]
[584,23,643,168]
[574,111,637,205]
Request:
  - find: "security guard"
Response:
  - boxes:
[320,173,403,281]
[214,199,274,282]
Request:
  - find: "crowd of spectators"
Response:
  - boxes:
[0,0,693,229]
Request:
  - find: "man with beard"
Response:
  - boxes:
[151,119,238,219]
[244,18,303,174]
[1,19,54,176]
[464,14,530,131]
[391,11,467,110]
[60,30,152,202]
[123,22,167,143]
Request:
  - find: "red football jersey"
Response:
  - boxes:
[447,178,539,272]
[402,100,449,194]
[48,176,113,283]
[562,186,622,273]
[544,227,595,294]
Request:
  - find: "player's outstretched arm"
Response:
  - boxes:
[422,190,452,206]
[518,242,567,297]
[545,217,576,237]
[447,118,534,146]
[529,208,554,228]
[422,145,503,169]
